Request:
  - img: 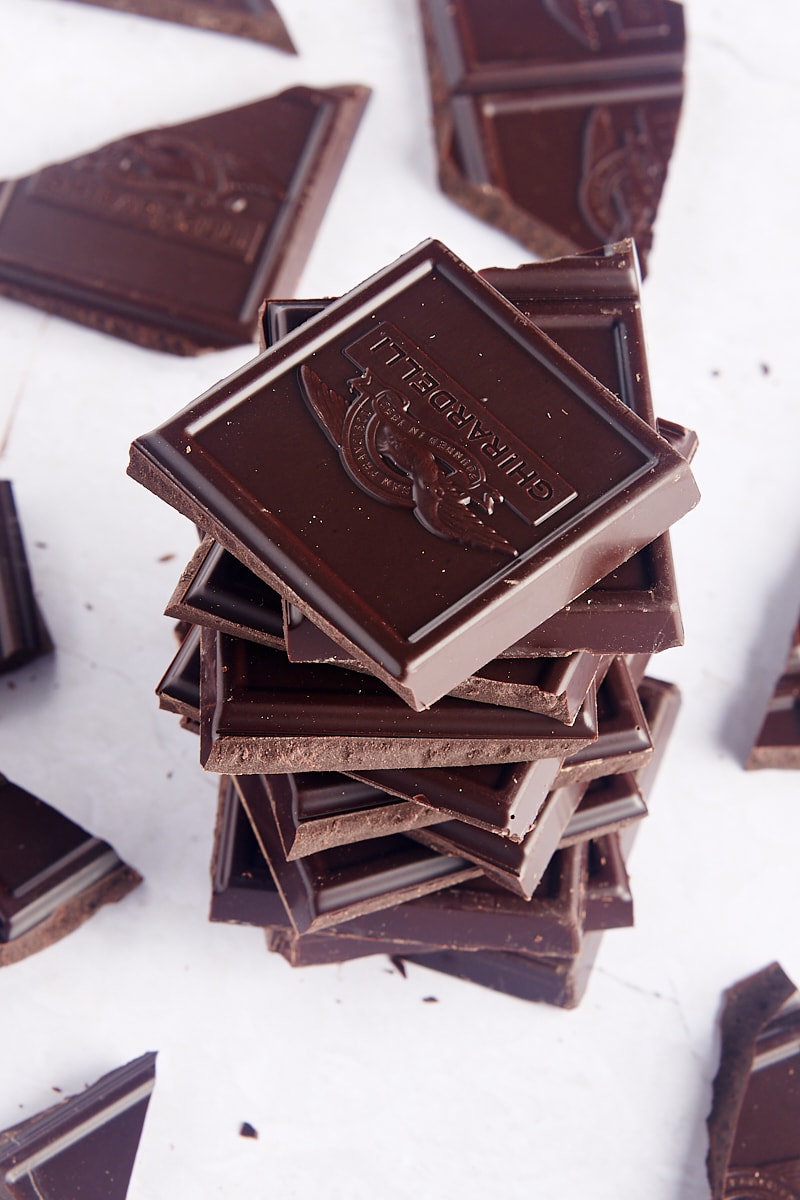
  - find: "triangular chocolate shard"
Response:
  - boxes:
[0,86,369,354]
[67,0,297,52]
[0,1052,156,1200]
[747,613,800,769]
[0,481,53,675]
[0,775,142,967]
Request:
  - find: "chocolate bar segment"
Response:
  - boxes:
[0,481,52,675]
[420,0,685,271]
[130,239,698,707]
[746,611,800,769]
[67,0,297,51]
[555,656,651,784]
[0,774,142,967]
[200,630,599,774]
[0,87,369,353]
[0,1053,155,1200]
[707,963,800,1200]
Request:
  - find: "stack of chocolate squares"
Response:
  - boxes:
[131,237,699,1007]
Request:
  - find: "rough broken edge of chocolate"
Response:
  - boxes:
[706,961,798,1200]
[746,613,800,770]
[68,0,296,51]
[0,863,142,969]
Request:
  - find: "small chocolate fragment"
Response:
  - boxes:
[707,962,800,1200]
[0,482,52,675]
[0,774,142,967]
[0,87,369,353]
[583,835,633,930]
[200,630,599,774]
[419,0,685,272]
[746,611,800,769]
[0,1052,156,1200]
[401,931,604,1009]
[156,623,201,723]
[555,656,652,785]
[234,774,481,933]
[239,1122,259,1139]
[67,0,297,52]
[129,239,698,707]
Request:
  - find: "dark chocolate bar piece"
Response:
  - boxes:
[420,0,684,272]
[555,656,652,784]
[0,87,369,353]
[263,242,693,657]
[583,834,633,930]
[746,611,800,769]
[67,0,297,51]
[234,774,481,933]
[0,481,52,675]
[0,774,142,967]
[129,239,698,708]
[707,963,800,1200]
[166,536,285,651]
[210,778,586,956]
[155,623,201,722]
[401,931,604,1009]
[0,1052,155,1200]
[200,629,599,774]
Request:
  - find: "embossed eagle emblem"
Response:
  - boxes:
[578,104,665,246]
[299,364,516,557]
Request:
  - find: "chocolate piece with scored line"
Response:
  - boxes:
[746,610,800,769]
[0,482,52,676]
[66,0,297,51]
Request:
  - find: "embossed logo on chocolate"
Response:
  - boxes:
[578,105,665,243]
[544,0,670,51]
[298,321,577,555]
[27,133,280,263]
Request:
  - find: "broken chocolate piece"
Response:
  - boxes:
[555,656,652,784]
[0,774,142,967]
[419,0,685,272]
[583,834,633,930]
[707,962,800,1200]
[0,481,52,675]
[130,239,697,707]
[156,623,201,723]
[200,629,599,774]
[67,0,297,52]
[0,1052,155,1200]
[0,87,369,353]
[746,611,800,769]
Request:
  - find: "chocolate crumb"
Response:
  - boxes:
[389,956,407,978]
[760,362,771,375]
[711,369,721,378]
[158,553,176,563]
[239,1122,258,1139]
[423,996,439,1004]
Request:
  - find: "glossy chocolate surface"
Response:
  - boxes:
[0,1053,155,1200]
[707,963,800,1200]
[583,834,633,930]
[234,774,480,932]
[747,612,800,769]
[0,481,52,675]
[0,774,141,966]
[156,623,201,722]
[68,0,297,50]
[555,656,652,784]
[264,243,691,658]
[0,87,369,353]
[420,0,685,270]
[200,629,598,773]
[130,239,697,708]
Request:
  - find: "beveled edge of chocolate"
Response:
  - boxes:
[0,481,53,674]
[0,1052,156,1192]
[555,656,652,785]
[707,963,798,1200]
[70,0,298,53]
[746,613,800,770]
[130,237,698,709]
[0,86,370,354]
[0,774,142,967]
[155,623,201,721]
[583,834,633,931]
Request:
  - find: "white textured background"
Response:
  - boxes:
[1,2,799,1197]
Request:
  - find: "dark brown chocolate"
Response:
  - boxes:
[200,629,599,774]
[0,774,142,967]
[155,623,201,723]
[233,774,481,933]
[0,1053,155,1200]
[746,612,800,769]
[0,87,369,353]
[707,963,800,1200]
[419,0,685,272]
[400,931,604,1008]
[0,481,52,675]
[554,656,651,784]
[583,834,633,930]
[210,777,587,956]
[129,239,698,707]
[68,0,297,51]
